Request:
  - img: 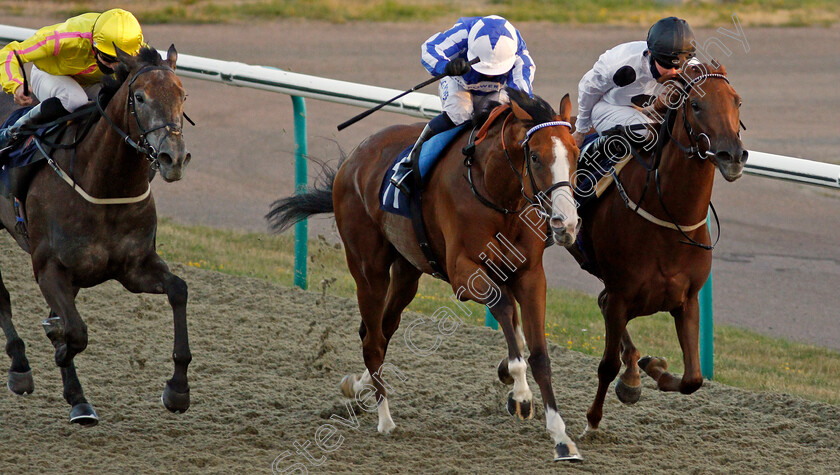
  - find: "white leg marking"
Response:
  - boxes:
[353,369,371,394]
[377,397,396,434]
[515,324,527,354]
[508,357,532,402]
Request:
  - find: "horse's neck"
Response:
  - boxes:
[650,122,716,223]
[70,93,150,196]
[483,143,526,211]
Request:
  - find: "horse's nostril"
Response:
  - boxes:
[157,153,173,166]
[740,149,749,163]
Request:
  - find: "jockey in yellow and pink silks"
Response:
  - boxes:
[0,9,144,146]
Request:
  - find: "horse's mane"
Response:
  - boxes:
[99,46,164,108]
[472,87,557,128]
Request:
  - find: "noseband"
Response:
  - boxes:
[96,64,188,170]
[464,112,573,217]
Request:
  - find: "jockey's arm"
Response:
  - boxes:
[0,33,52,96]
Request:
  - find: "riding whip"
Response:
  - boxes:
[337,57,479,131]
[14,51,29,97]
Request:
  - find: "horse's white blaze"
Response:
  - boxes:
[508,357,532,402]
[550,137,578,232]
[515,324,527,353]
[377,397,396,434]
[353,369,372,394]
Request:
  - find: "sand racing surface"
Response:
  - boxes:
[1,237,838,474]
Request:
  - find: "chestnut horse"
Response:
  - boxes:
[269,89,585,461]
[571,62,747,434]
[0,46,192,425]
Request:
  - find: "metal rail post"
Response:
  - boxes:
[292,96,308,290]
[699,213,714,379]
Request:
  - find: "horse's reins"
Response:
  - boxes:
[464,111,573,218]
[612,72,743,250]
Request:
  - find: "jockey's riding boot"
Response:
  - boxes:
[0,102,49,148]
[390,123,435,195]
[0,98,68,149]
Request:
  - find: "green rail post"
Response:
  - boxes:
[292,96,308,290]
[699,213,713,379]
[485,307,498,330]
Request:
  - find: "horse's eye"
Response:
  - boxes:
[134,92,145,103]
[737,101,742,108]
[530,152,540,163]
[691,101,700,112]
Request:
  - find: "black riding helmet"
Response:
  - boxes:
[647,17,696,68]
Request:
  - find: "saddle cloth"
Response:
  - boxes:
[379,124,467,218]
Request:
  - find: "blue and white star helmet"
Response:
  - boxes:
[467,15,519,76]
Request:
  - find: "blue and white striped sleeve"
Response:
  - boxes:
[508,31,535,96]
[421,18,471,77]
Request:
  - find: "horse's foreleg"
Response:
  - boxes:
[0,268,33,395]
[42,311,98,425]
[512,268,582,462]
[585,291,627,434]
[120,254,190,413]
[641,297,703,394]
[36,263,87,369]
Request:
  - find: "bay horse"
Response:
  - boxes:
[269,89,585,461]
[0,45,192,425]
[571,62,747,434]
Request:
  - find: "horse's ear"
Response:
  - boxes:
[113,43,132,63]
[557,94,572,122]
[166,44,178,69]
[510,99,533,122]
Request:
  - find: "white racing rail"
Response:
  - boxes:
[3,24,838,188]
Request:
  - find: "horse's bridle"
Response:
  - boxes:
[465,111,574,218]
[668,73,745,162]
[622,72,743,250]
[96,64,191,170]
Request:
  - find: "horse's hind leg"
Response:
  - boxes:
[341,258,419,412]
[496,304,526,386]
[0,269,34,395]
[120,253,191,413]
[615,330,642,405]
[639,297,703,394]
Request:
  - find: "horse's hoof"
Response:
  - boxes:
[497,358,514,385]
[340,374,357,398]
[554,442,584,462]
[161,382,190,413]
[69,403,99,426]
[506,391,534,420]
[7,370,34,395]
[638,355,667,373]
[615,379,642,405]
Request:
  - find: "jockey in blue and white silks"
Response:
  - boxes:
[422,15,535,125]
[390,15,535,194]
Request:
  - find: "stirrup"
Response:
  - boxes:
[390,166,412,195]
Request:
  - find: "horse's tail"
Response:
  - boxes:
[266,157,340,234]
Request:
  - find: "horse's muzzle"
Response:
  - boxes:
[551,216,580,248]
[714,148,748,182]
[157,148,192,182]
